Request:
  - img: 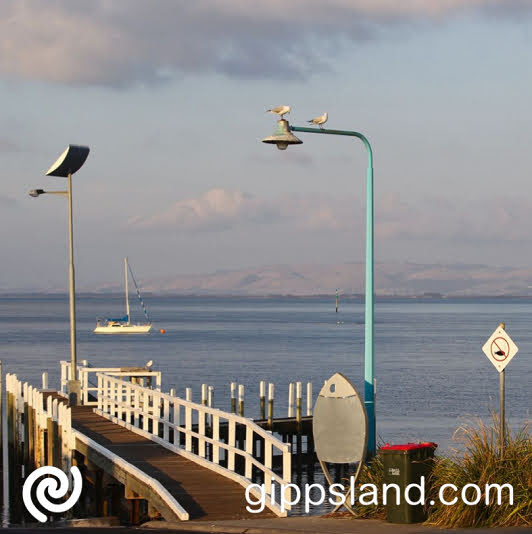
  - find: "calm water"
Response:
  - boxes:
[0,294,530,453]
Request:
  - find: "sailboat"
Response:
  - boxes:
[94,258,152,334]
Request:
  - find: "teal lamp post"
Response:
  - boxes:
[263,118,376,455]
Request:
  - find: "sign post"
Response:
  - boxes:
[481,322,518,455]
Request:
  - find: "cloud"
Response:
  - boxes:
[129,188,281,231]
[129,189,347,232]
[129,188,532,249]
[0,1,526,87]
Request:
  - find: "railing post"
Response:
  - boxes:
[163,397,170,441]
[117,380,123,420]
[245,426,253,478]
[282,443,292,506]
[212,414,220,464]
[185,388,192,452]
[306,382,312,416]
[228,419,236,471]
[125,383,131,423]
[134,387,140,427]
[173,401,180,447]
[264,440,272,495]
[83,368,89,405]
[198,405,206,458]
[143,390,150,432]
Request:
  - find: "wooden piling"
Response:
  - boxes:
[267,383,274,430]
[288,383,294,418]
[306,382,312,416]
[296,382,302,425]
[238,385,244,417]
[230,382,236,414]
[259,381,266,420]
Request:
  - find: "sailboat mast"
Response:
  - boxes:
[125,257,130,323]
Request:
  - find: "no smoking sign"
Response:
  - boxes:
[482,326,518,372]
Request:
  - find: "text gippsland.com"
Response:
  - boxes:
[244,476,514,513]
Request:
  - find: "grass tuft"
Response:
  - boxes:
[427,415,531,527]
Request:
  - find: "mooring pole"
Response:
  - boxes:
[230,382,236,414]
[259,381,266,420]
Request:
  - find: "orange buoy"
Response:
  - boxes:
[160,328,166,334]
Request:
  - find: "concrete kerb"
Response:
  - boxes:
[141,518,532,534]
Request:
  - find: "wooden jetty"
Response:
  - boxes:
[5,363,303,525]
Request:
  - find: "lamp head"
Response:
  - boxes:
[262,119,302,150]
[46,144,90,177]
[29,189,45,197]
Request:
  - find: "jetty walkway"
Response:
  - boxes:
[5,364,295,524]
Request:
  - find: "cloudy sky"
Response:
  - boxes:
[2,1,532,289]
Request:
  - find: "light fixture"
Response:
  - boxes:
[262,119,303,150]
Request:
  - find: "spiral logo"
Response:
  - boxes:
[22,466,83,523]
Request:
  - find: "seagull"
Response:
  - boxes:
[145,360,153,369]
[266,105,291,119]
[308,112,328,129]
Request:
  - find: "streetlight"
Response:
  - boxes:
[29,144,90,406]
[263,117,376,455]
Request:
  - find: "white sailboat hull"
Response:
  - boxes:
[94,323,152,334]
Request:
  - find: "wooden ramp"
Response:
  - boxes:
[71,406,274,521]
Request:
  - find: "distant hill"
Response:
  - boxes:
[122,262,532,296]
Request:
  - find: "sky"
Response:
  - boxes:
[2,1,532,290]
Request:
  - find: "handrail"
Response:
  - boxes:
[95,372,292,513]
[60,360,162,405]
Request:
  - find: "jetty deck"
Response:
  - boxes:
[71,405,273,520]
[6,367,294,524]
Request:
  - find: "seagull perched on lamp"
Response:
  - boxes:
[266,105,291,119]
[308,112,328,129]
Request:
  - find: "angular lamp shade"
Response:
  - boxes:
[46,145,90,177]
[262,119,302,150]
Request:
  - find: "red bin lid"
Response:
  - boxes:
[380,442,437,451]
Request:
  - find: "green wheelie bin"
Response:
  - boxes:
[379,442,437,523]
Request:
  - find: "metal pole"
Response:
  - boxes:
[290,125,376,455]
[67,173,79,405]
[500,369,505,456]
[499,322,506,456]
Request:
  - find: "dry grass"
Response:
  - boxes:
[427,415,531,528]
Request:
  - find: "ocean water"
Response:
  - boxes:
[0,294,529,454]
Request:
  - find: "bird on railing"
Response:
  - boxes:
[308,112,328,129]
[145,360,153,369]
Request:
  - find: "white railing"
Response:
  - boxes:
[95,373,292,515]
[6,373,189,521]
[60,360,162,405]
[6,373,75,471]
